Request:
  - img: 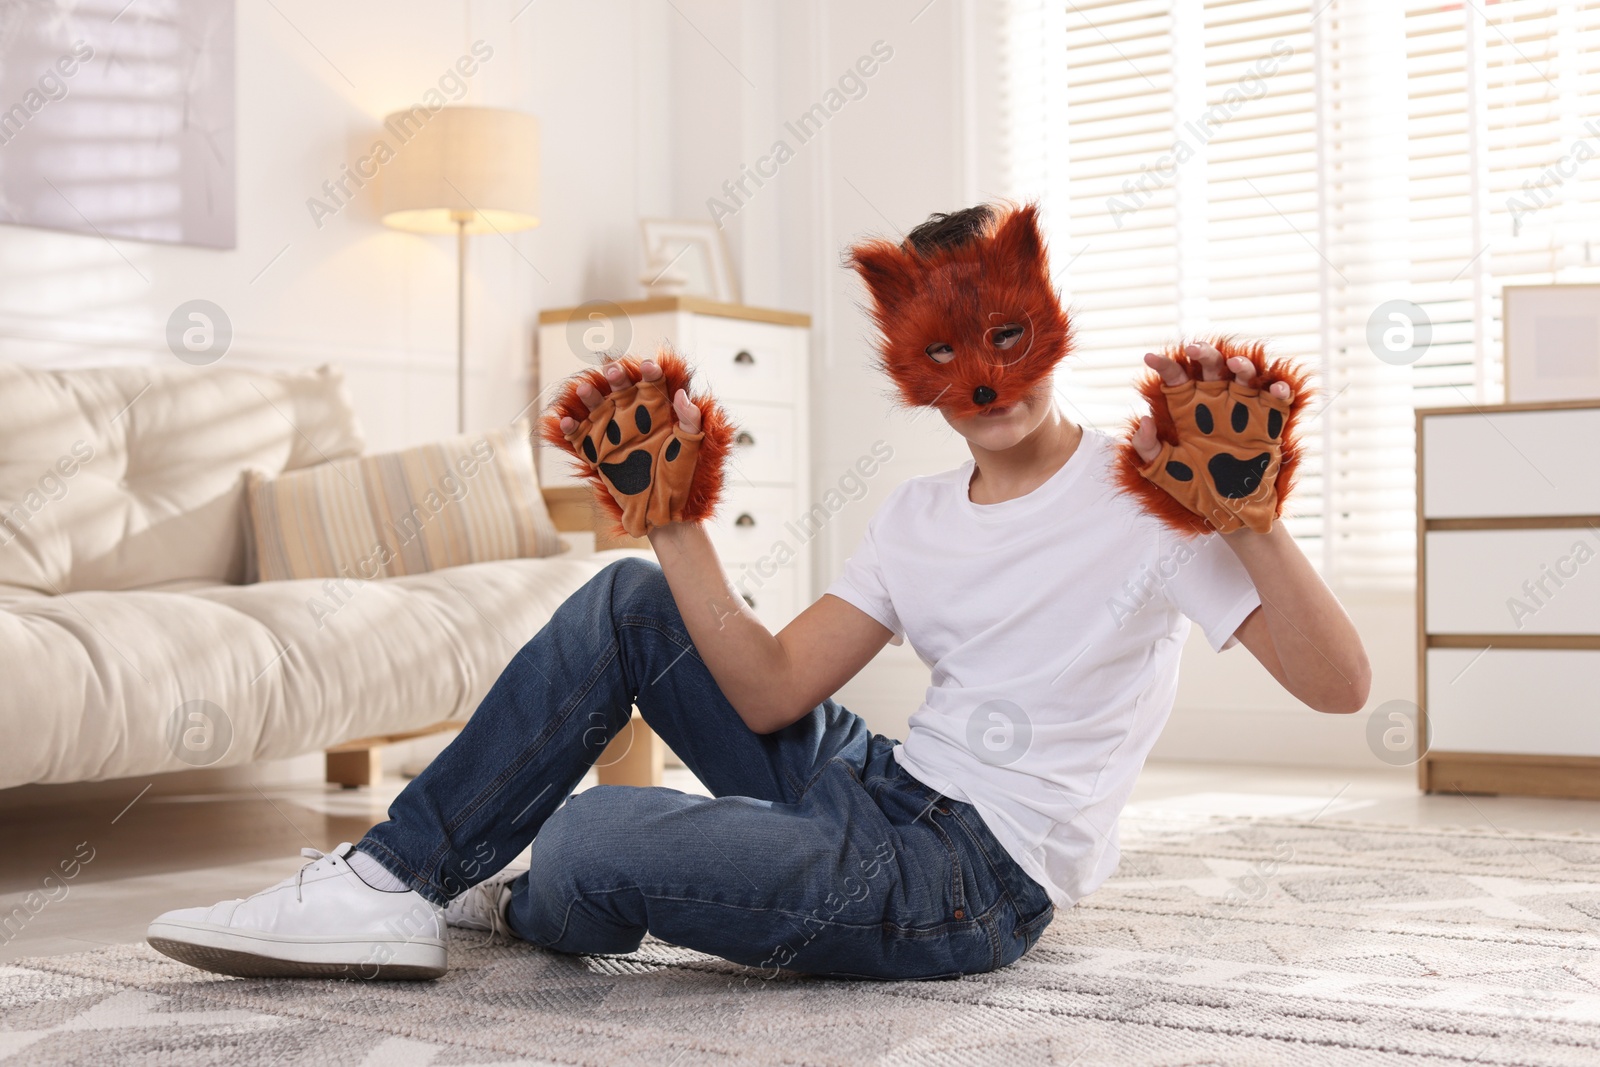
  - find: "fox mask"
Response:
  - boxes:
[847,203,1073,417]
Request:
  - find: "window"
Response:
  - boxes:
[1405,0,1600,402]
[1003,0,1600,589]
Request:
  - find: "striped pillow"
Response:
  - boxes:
[244,421,565,582]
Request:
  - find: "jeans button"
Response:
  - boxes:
[954,909,964,920]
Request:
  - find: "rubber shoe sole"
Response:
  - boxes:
[147,920,446,980]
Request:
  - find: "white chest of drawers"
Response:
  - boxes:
[1416,399,1600,798]
[536,298,812,635]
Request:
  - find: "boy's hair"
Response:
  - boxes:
[905,205,997,256]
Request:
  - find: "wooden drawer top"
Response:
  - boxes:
[539,297,810,328]
[1417,397,1600,421]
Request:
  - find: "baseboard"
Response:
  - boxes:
[1152,705,1385,770]
[839,658,1392,771]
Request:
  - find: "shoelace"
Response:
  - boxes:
[294,846,337,904]
[232,846,344,907]
[460,877,514,945]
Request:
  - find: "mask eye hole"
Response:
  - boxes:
[989,324,1025,350]
[924,342,955,364]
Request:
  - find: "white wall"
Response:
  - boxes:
[639,0,996,740]
[0,0,1417,773]
[0,0,660,451]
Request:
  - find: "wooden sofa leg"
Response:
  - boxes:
[596,714,664,788]
[322,719,657,791]
[327,747,381,789]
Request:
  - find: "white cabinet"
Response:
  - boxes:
[1425,529,1600,635]
[1421,407,1600,518]
[537,298,812,635]
[1417,399,1600,798]
[1426,648,1600,757]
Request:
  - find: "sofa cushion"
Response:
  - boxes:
[0,362,364,595]
[244,420,565,582]
[0,551,650,788]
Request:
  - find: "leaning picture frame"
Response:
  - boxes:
[1503,284,1600,403]
[639,219,740,303]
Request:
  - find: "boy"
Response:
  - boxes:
[148,203,1369,981]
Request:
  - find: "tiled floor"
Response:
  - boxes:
[6,760,1600,964]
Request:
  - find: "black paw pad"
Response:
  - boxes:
[665,438,681,462]
[1231,402,1249,434]
[1208,452,1272,499]
[605,418,621,445]
[1194,404,1214,435]
[1267,409,1284,439]
[600,450,653,495]
[1165,460,1194,482]
[581,437,597,463]
[635,405,651,434]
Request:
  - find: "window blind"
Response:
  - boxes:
[1196,0,1323,553]
[1010,0,1180,443]
[1004,0,1600,589]
[1406,0,1600,405]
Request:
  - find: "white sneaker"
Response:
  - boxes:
[442,867,525,937]
[146,843,447,980]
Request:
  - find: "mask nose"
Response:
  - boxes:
[973,385,997,406]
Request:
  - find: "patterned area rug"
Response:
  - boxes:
[6,815,1600,1066]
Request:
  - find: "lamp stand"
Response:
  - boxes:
[455,216,468,435]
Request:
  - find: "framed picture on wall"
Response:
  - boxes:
[1503,284,1600,403]
[639,219,739,303]
[0,1,236,248]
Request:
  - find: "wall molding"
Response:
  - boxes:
[0,312,464,374]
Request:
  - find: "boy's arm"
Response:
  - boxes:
[552,356,892,735]
[1223,526,1371,714]
[650,524,893,734]
[1130,341,1371,715]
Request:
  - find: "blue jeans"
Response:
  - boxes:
[360,557,1055,980]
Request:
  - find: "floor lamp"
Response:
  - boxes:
[378,107,540,433]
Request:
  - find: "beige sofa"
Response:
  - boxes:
[0,360,654,791]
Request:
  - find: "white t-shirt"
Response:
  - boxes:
[824,428,1260,909]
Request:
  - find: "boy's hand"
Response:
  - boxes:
[557,357,703,436]
[543,348,733,539]
[1122,340,1310,535]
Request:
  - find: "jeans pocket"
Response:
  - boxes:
[1016,900,1054,953]
[925,817,971,921]
[935,801,1059,962]
[988,902,1050,969]
[862,783,968,937]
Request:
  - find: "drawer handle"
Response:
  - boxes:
[734,512,756,527]
[733,349,755,365]
[734,430,756,447]
[741,592,756,608]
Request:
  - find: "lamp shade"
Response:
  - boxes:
[378,106,539,234]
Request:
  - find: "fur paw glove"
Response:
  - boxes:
[1115,338,1313,536]
[540,347,736,539]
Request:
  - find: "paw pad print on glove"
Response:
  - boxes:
[1141,378,1291,534]
[565,378,703,538]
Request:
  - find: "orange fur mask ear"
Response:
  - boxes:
[847,203,1073,416]
[1113,338,1315,536]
